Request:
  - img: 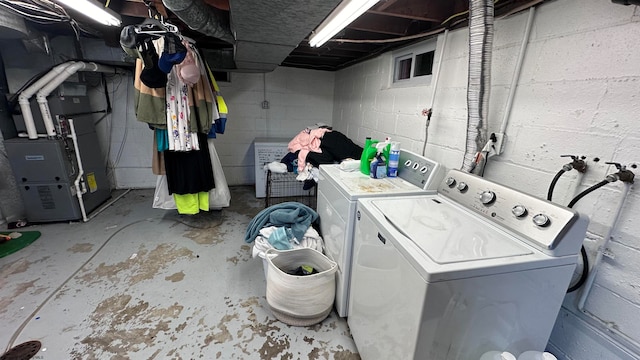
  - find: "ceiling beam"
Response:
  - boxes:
[348,13,413,36]
[367,10,440,22]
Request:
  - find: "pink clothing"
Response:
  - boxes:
[288,128,331,172]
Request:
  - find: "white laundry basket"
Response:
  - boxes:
[265,248,337,326]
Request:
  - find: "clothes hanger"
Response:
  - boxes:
[134,1,179,36]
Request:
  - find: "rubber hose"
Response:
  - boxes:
[564,179,610,293]
[567,245,589,293]
[547,169,565,201]
[567,180,610,209]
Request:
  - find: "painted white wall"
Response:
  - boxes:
[333,0,640,359]
[91,66,335,188]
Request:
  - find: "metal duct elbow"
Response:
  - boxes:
[462,0,494,173]
[162,0,234,44]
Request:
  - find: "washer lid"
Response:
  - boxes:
[372,197,533,264]
[321,165,424,197]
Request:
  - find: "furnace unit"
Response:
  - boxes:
[5,94,110,222]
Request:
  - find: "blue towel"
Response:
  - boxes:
[245,202,318,243]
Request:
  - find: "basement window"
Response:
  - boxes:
[391,39,436,87]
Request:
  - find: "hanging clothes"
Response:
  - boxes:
[164,133,214,195]
[166,67,199,151]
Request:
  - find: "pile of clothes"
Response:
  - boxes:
[263,125,364,189]
[244,202,324,264]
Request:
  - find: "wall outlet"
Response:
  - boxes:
[261,100,270,109]
[492,132,506,155]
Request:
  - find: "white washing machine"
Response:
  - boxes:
[317,149,445,317]
[348,169,589,360]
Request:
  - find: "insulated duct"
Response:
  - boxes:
[162,0,235,44]
[462,0,494,173]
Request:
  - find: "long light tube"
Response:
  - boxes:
[54,0,121,26]
[309,0,380,47]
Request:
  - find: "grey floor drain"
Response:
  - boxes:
[0,341,42,360]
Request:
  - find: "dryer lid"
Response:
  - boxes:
[372,197,533,264]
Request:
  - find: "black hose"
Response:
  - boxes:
[564,179,610,293]
[567,180,610,209]
[547,169,566,201]
[567,246,589,293]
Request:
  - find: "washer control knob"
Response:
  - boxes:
[412,163,420,170]
[512,205,528,218]
[532,213,551,227]
[445,177,456,187]
[457,182,468,192]
[404,160,412,167]
[479,191,496,205]
[420,166,429,174]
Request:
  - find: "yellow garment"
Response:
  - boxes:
[205,62,228,114]
[174,192,210,215]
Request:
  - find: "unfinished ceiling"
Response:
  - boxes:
[7,0,543,71]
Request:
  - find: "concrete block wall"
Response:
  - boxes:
[96,66,335,188]
[332,0,640,359]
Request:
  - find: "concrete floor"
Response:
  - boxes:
[0,186,360,359]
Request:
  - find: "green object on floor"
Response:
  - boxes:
[0,231,41,258]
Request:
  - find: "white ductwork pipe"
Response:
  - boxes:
[36,61,121,138]
[18,61,76,139]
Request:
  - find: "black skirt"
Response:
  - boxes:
[164,133,215,195]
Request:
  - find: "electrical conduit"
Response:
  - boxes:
[498,7,535,135]
[422,29,449,156]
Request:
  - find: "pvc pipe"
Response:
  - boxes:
[68,119,88,222]
[18,62,76,139]
[37,62,123,138]
[577,182,631,310]
[88,189,132,221]
[499,7,535,134]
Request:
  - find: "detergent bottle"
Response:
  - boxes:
[360,137,378,175]
[370,141,389,179]
[387,141,400,177]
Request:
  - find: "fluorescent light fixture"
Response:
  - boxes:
[54,0,122,26]
[309,0,380,47]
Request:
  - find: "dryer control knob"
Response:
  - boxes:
[512,205,528,218]
[532,213,551,227]
[445,177,456,187]
[457,182,468,192]
[479,191,496,205]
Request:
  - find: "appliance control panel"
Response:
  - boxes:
[398,150,445,190]
[438,169,580,251]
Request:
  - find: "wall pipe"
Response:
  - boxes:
[422,29,449,156]
[499,6,535,135]
[18,61,76,139]
[573,182,640,353]
[36,62,122,138]
[68,118,88,222]
[577,182,631,310]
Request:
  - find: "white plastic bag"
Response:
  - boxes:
[153,175,176,209]
[265,248,337,326]
[207,138,231,209]
[152,138,230,210]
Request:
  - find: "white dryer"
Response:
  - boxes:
[317,149,445,317]
[348,170,589,360]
